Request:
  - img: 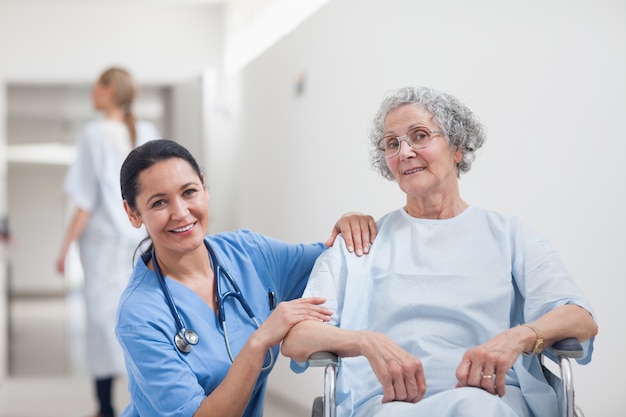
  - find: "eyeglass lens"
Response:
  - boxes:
[379,127,434,157]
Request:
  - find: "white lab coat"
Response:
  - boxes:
[64,119,159,377]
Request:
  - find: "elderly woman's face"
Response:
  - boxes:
[383,104,462,198]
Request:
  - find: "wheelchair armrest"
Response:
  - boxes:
[308,352,340,417]
[543,337,584,362]
[542,338,585,417]
[308,351,340,367]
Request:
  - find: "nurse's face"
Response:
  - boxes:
[126,157,210,257]
[92,80,114,112]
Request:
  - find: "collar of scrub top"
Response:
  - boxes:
[149,240,275,369]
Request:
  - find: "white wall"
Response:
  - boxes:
[0,71,7,381]
[0,2,223,84]
[227,0,625,415]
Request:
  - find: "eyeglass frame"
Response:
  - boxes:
[377,126,445,158]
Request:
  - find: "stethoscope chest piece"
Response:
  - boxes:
[175,329,199,353]
[152,242,273,366]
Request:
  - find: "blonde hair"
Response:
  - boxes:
[98,67,138,147]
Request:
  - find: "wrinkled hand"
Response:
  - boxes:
[362,332,426,404]
[326,212,377,256]
[455,330,524,396]
[256,297,332,350]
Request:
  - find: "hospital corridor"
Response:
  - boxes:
[0,0,624,416]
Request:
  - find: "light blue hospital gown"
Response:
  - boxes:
[116,231,325,417]
[292,206,595,417]
[64,119,159,377]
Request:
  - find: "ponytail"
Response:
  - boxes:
[124,107,138,148]
[99,67,138,147]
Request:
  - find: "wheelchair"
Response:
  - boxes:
[308,338,585,417]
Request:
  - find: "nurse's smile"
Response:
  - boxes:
[171,222,196,233]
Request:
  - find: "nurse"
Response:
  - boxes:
[56,67,160,417]
[116,139,376,417]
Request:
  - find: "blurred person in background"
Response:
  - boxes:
[56,67,160,417]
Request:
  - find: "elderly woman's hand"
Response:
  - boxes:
[361,332,426,404]
[326,212,377,256]
[454,328,528,397]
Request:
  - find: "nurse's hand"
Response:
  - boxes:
[55,255,66,275]
[326,212,377,256]
[256,297,332,350]
[454,327,526,397]
[361,332,426,404]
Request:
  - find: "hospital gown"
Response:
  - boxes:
[64,119,159,378]
[116,231,325,417]
[292,206,595,417]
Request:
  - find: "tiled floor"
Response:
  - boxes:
[0,291,305,417]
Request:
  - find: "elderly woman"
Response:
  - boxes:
[282,86,598,417]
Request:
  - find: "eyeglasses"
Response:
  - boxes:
[377,126,444,158]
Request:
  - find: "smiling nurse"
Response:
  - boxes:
[115,139,376,417]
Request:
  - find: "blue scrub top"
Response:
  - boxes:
[116,230,325,417]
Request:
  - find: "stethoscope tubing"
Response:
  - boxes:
[208,244,274,370]
[152,249,186,332]
[152,241,274,369]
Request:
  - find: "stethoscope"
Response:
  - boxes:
[151,241,275,370]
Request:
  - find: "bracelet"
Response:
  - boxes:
[520,323,544,355]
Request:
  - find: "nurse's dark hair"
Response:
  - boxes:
[120,139,203,256]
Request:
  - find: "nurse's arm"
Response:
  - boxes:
[193,297,332,417]
[192,335,270,417]
[55,207,90,274]
[282,320,426,404]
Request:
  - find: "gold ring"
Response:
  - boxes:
[482,374,493,379]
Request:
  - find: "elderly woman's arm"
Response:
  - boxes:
[282,320,427,404]
[455,304,598,397]
[522,304,597,348]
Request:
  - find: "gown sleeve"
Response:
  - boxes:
[510,216,596,364]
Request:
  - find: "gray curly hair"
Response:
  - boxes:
[368,86,486,180]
